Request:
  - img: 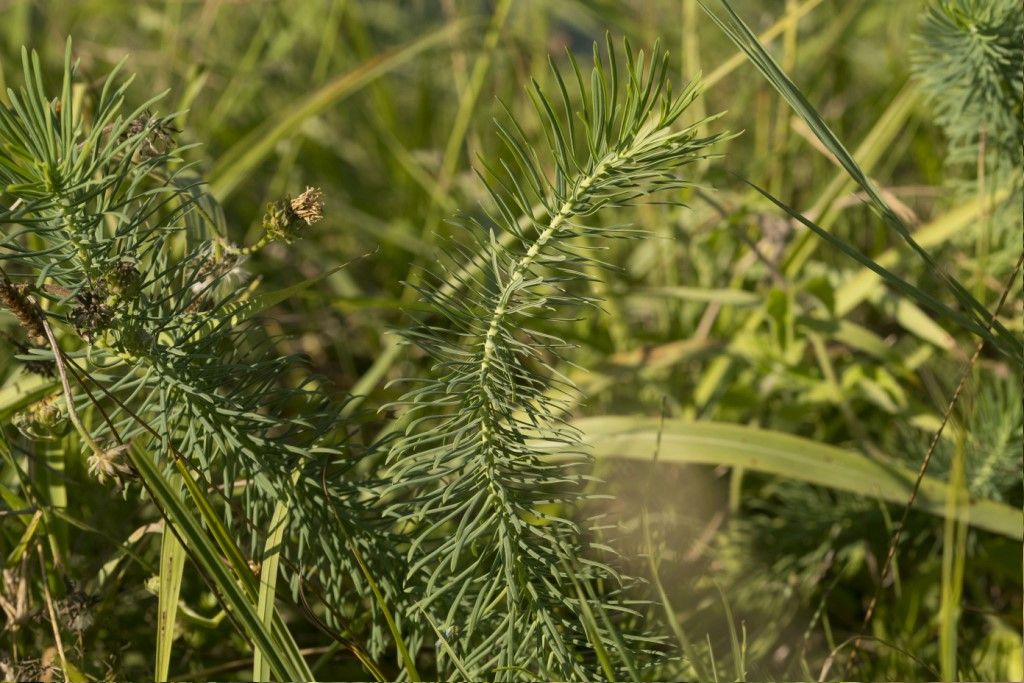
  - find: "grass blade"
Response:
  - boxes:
[170,458,314,681]
[714,583,745,682]
[834,190,1010,315]
[641,509,711,682]
[744,178,1020,365]
[253,473,298,682]
[156,526,187,682]
[562,558,619,682]
[127,444,313,682]
[939,435,969,681]
[702,0,1020,365]
[343,530,422,682]
[208,20,468,200]
[575,417,1023,539]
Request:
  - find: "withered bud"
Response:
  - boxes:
[54,581,98,632]
[118,109,180,160]
[187,252,242,311]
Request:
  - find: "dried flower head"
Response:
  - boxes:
[260,187,326,246]
[55,580,98,632]
[87,444,133,485]
[289,186,325,225]
[188,251,242,311]
[8,659,61,683]
[70,287,113,342]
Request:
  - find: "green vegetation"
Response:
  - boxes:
[0,1,1020,681]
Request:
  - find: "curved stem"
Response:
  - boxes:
[41,315,104,458]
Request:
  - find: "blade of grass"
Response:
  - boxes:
[743,179,1019,365]
[706,634,719,683]
[634,286,760,306]
[319,458,421,681]
[702,0,1019,362]
[703,0,825,89]
[128,444,313,682]
[40,440,67,568]
[834,189,1010,315]
[562,558,619,682]
[170,457,314,681]
[785,81,921,276]
[208,20,469,200]
[417,606,473,681]
[641,509,711,681]
[253,471,300,682]
[156,526,187,682]
[939,434,969,681]
[714,583,745,682]
[5,509,42,566]
[342,531,422,682]
[573,416,1022,539]
[577,558,641,682]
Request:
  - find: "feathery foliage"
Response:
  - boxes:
[913,0,1023,182]
[912,0,1024,262]
[384,37,727,679]
[0,40,400,679]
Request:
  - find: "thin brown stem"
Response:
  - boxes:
[39,318,104,459]
[36,544,69,677]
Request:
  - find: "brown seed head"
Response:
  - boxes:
[71,287,113,341]
[289,187,325,225]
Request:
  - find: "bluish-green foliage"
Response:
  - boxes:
[383,38,727,679]
[913,0,1023,179]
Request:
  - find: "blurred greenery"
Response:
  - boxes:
[0,0,1020,681]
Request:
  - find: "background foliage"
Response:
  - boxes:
[0,1,1020,681]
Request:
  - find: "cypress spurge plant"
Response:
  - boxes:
[0,42,372,681]
[913,0,1023,187]
[0,36,727,681]
[384,37,727,679]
